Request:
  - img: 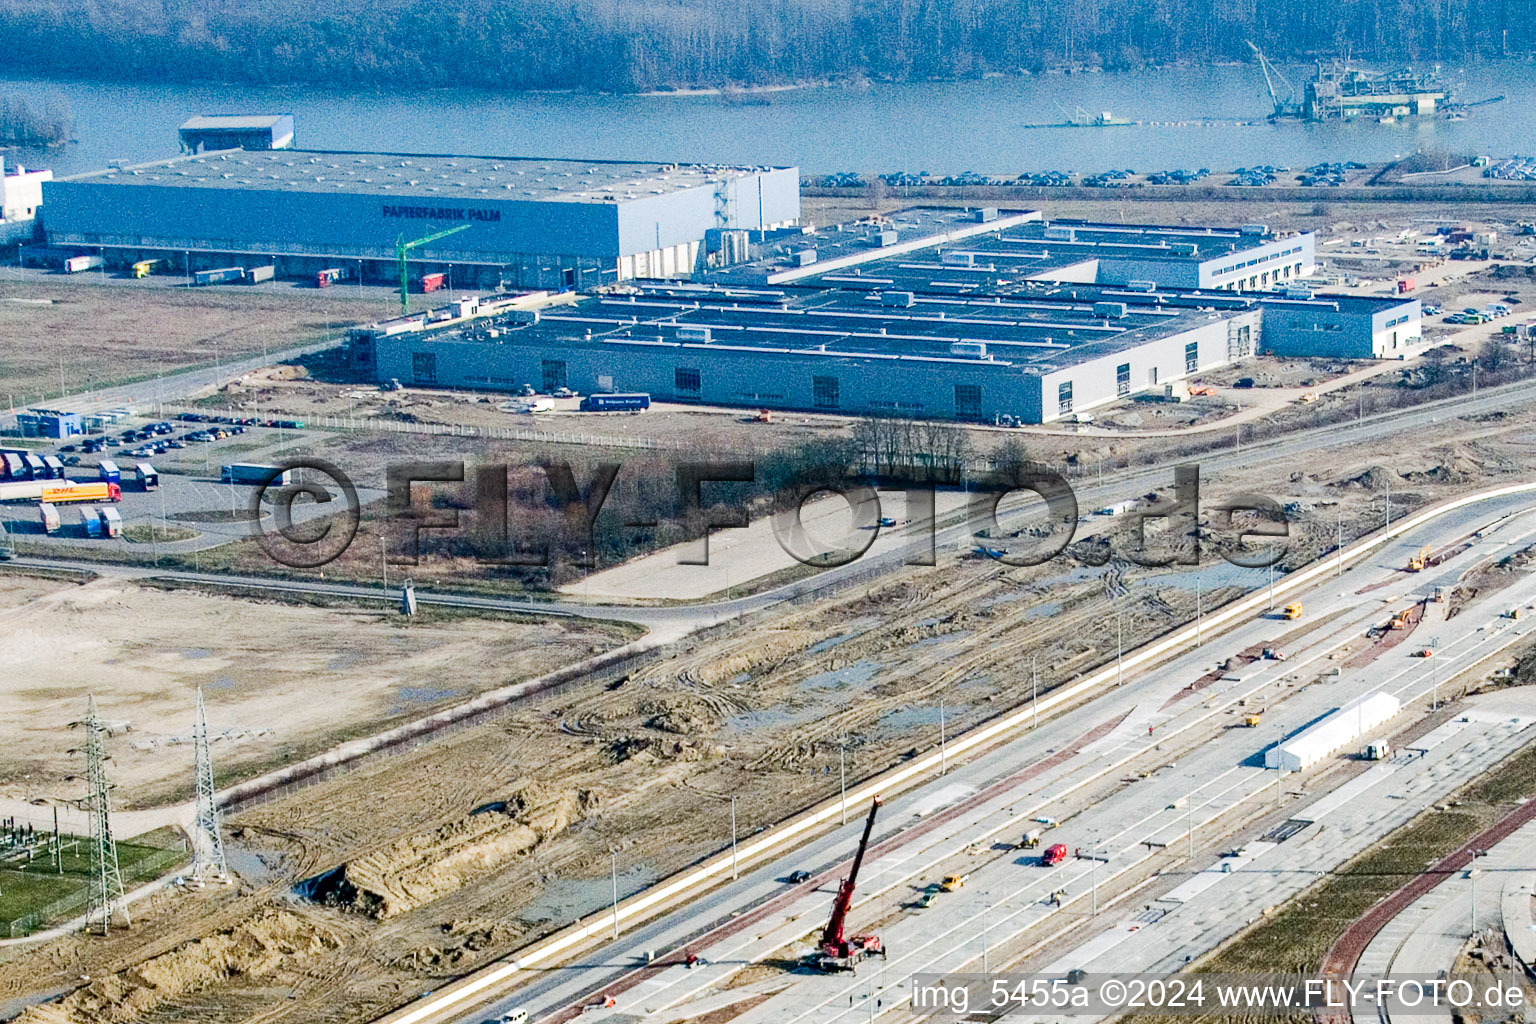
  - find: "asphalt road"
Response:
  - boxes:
[386,489,1536,1024]
[1354,816,1536,1024]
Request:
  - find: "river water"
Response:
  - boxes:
[3,61,1533,177]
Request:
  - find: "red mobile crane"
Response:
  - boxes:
[808,796,887,972]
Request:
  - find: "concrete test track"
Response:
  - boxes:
[368,479,1536,1024]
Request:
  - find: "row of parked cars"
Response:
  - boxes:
[1446,303,1514,325]
[1482,156,1536,182]
[1146,168,1211,185]
[63,420,177,456]
[178,412,306,430]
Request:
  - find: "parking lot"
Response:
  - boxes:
[0,413,366,555]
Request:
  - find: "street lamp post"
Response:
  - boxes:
[1469,849,1489,933]
[981,896,991,975]
[1337,511,1344,577]
[1195,577,1202,646]
[1187,792,1194,858]
[1031,656,1039,728]
[939,702,947,774]
[1116,609,1124,685]
[730,795,739,880]
[610,848,620,939]
[839,739,847,826]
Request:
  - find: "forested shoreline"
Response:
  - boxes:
[0,0,1528,94]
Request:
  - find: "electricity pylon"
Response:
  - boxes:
[83,696,128,933]
[190,687,227,882]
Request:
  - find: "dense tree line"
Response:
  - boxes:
[0,0,1527,93]
[0,93,71,147]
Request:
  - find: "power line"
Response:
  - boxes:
[83,696,128,934]
[191,686,228,883]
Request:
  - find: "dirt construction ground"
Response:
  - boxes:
[0,274,384,406]
[4,396,1536,1023]
[0,576,635,809]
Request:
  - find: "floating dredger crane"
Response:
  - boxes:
[1248,40,1301,120]
[809,796,887,972]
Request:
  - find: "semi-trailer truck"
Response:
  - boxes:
[38,502,60,534]
[80,507,102,538]
[134,463,159,490]
[42,482,123,504]
[97,460,121,484]
[579,392,651,412]
[419,272,447,293]
[97,507,123,538]
[63,254,104,274]
[194,267,246,286]
[245,265,275,284]
[133,259,166,278]
[41,455,65,479]
[0,481,124,504]
[221,463,291,486]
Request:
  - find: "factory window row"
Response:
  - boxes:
[955,385,982,421]
[1185,340,1199,373]
[1216,262,1304,291]
[1213,244,1307,278]
[412,352,437,384]
[1384,314,1412,328]
[1057,381,1073,415]
[675,367,701,393]
[813,375,840,410]
[1116,362,1132,397]
[542,359,567,393]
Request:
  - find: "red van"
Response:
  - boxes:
[1042,843,1068,867]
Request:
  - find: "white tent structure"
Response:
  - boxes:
[1264,691,1402,772]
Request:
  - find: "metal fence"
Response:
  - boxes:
[166,406,671,451]
[5,845,186,938]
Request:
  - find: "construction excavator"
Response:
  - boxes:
[807,797,887,973]
[1407,545,1431,572]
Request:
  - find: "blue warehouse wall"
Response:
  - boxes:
[46,167,798,264]
[1258,303,1376,358]
[1093,258,1201,289]
[44,181,623,260]
[374,335,1038,422]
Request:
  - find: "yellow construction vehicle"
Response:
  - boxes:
[940,874,968,892]
[1243,714,1263,727]
[1407,545,1431,572]
[1388,610,1408,630]
[1283,602,1303,620]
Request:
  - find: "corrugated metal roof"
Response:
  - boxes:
[70,148,789,206]
[179,114,291,131]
